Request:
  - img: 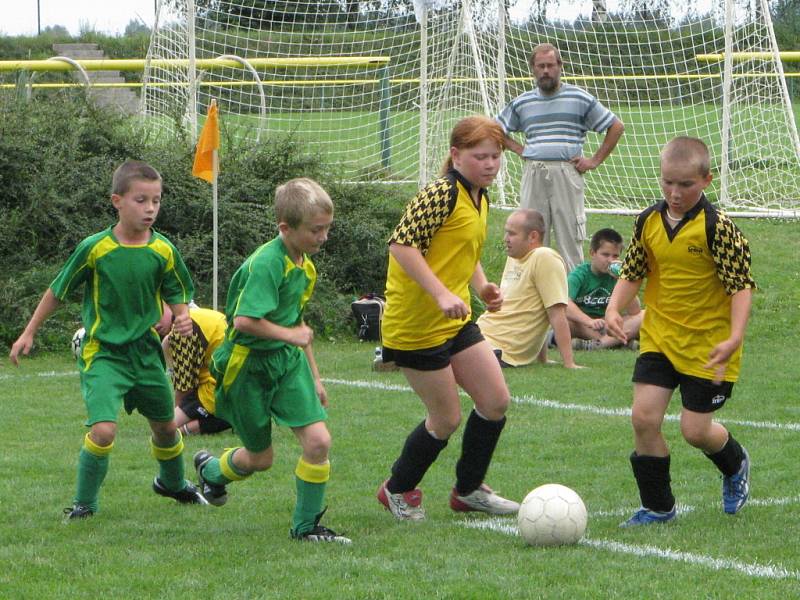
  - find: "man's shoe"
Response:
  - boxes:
[291,508,352,544]
[63,504,94,520]
[620,506,677,527]
[377,479,425,521]
[627,339,640,351]
[194,450,228,506]
[152,477,209,505]
[723,447,750,514]
[449,484,520,515]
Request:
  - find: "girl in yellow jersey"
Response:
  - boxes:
[376,116,520,520]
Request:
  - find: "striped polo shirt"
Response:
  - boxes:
[497,83,617,161]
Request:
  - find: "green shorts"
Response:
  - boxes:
[79,332,174,426]
[210,341,327,453]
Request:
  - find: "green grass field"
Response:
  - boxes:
[1,213,798,599]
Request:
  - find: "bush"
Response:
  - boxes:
[0,92,404,350]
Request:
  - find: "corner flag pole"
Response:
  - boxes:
[191,99,221,309]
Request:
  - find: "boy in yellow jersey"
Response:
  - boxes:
[606,137,755,526]
[194,178,350,543]
[162,306,231,437]
[377,116,519,521]
[9,160,207,519]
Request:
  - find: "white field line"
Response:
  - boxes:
[459,517,800,581]
[3,373,800,433]
[323,378,800,433]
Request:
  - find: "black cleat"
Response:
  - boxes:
[152,477,209,505]
[193,450,228,507]
[63,504,94,521]
[290,508,351,544]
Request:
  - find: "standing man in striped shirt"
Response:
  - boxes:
[497,43,624,271]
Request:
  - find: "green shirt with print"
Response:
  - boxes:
[567,261,617,319]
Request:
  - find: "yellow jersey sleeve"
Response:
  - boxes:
[389,177,457,255]
[711,213,756,296]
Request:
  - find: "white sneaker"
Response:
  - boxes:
[450,483,520,515]
[377,480,425,521]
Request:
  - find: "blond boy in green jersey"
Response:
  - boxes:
[606,137,755,526]
[194,178,350,543]
[9,160,207,519]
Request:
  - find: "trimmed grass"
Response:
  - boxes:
[1,213,798,599]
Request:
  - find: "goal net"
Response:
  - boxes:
[143,0,800,214]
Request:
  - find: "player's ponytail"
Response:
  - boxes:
[439,115,505,176]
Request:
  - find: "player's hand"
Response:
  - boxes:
[290,324,315,348]
[315,380,329,408]
[704,339,740,385]
[604,310,627,344]
[590,318,606,332]
[570,155,598,174]
[154,311,173,337]
[435,290,470,320]
[172,312,193,337]
[480,283,503,312]
[9,333,34,366]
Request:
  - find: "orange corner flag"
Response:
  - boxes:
[192,100,220,183]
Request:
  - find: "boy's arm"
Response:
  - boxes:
[546,304,582,369]
[233,316,314,347]
[703,288,752,385]
[471,262,503,313]
[566,299,605,331]
[168,303,193,337]
[624,295,642,316]
[303,342,328,408]
[605,279,643,344]
[10,289,62,366]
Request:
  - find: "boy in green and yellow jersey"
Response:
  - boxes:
[10,160,207,519]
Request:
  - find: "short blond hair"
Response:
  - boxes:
[661,137,711,177]
[529,43,562,69]
[274,178,333,227]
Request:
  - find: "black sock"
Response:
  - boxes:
[455,410,506,496]
[705,433,745,477]
[630,452,675,512]
[387,421,448,493]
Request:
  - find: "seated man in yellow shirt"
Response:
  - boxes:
[477,209,582,369]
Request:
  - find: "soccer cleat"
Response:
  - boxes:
[449,483,520,515]
[723,447,750,515]
[63,504,94,521]
[377,479,425,521]
[152,477,210,505]
[194,450,228,506]
[291,509,352,544]
[619,506,677,527]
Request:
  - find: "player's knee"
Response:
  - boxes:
[630,410,659,437]
[89,422,117,447]
[302,430,332,463]
[680,422,710,448]
[247,449,274,472]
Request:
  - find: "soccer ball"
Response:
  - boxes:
[70,327,85,359]
[517,484,587,547]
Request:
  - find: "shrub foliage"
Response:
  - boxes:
[0,92,404,349]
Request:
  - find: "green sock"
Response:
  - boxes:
[151,434,185,493]
[200,456,233,486]
[74,447,109,513]
[291,458,330,535]
[292,477,327,535]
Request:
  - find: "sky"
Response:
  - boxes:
[0,0,162,37]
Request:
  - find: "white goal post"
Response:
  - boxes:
[143,0,800,215]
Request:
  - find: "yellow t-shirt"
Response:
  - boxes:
[620,197,755,381]
[170,307,227,412]
[382,170,488,350]
[477,247,568,366]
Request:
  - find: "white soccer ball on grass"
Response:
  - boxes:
[517,483,587,546]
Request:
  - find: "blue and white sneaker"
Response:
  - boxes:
[620,506,677,528]
[723,447,750,514]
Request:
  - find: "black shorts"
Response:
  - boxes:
[382,322,484,371]
[179,391,232,434]
[632,352,734,413]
